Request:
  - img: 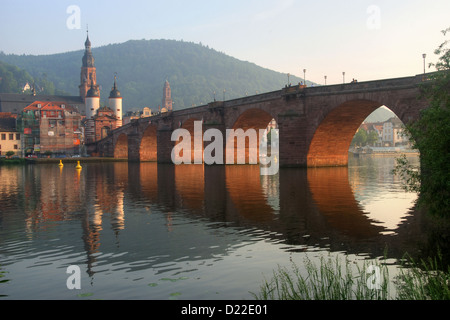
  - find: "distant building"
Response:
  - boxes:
[0,93,84,115]
[386,117,408,147]
[17,101,82,156]
[22,82,31,93]
[162,80,173,112]
[142,107,152,117]
[84,84,101,144]
[108,75,123,127]
[94,106,118,141]
[359,116,410,148]
[122,107,152,125]
[122,111,141,126]
[0,113,22,157]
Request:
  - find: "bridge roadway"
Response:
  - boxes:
[88,73,432,167]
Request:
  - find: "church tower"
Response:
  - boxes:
[109,75,123,128]
[79,32,99,102]
[162,80,173,112]
[84,83,100,143]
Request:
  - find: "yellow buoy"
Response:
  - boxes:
[59,160,64,167]
[76,161,82,170]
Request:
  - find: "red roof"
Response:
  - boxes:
[24,101,77,112]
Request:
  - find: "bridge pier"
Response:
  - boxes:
[157,128,175,163]
[127,133,141,162]
[278,112,309,167]
[203,123,226,165]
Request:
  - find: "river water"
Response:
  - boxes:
[0,155,425,300]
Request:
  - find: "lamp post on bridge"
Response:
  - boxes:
[342,72,346,84]
[324,75,327,86]
[303,69,306,86]
[422,53,427,74]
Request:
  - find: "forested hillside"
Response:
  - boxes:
[0,39,305,111]
[0,60,68,96]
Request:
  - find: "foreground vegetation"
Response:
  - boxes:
[393,27,450,218]
[253,253,450,300]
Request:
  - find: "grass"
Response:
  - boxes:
[253,253,450,300]
[395,253,450,300]
[253,255,391,300]
[0,266,10,298]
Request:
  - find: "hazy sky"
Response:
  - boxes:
[1,0,449,85]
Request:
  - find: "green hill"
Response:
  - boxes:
[0,39,306,112]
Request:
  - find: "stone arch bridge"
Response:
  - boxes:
[88,73,431,167]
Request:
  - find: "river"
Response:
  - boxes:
[0,155,426,300]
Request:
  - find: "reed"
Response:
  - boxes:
[253,255,391,300]
[395,253,450,300]
[254,252,450,300]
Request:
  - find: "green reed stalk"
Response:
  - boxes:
[395,253,450,300]
[253,255,391,300]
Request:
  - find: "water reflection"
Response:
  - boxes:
[0,159,421,250]
[307,167,384,239]
[348,156,418,234]
[0,156,425,299]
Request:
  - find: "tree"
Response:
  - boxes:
[367,130,379,146]
[6,151,15,158]
[394,27,450,218]
[352,129,368,146]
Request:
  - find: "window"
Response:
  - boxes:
[16,134,20,140]
[1,134,5,140]
[14,145,18,150]
[9,134,14,140]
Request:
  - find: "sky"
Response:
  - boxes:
[0,0,449,85]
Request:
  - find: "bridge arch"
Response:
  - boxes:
[227,108,275,164]
[140,124,158,162]
[114,133,128,159]
[307,99,408,167]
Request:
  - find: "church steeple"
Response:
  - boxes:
[85,30,91,49]
[162,80,173,112]
[82,31,95,68]
[79,29,98,102]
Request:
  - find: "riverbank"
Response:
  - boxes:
[349,147,420,158]
[351,152,420,159]
[26,157,127,164]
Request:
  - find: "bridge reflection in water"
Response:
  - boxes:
[123,159,419,254]
[9,158,421,261]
